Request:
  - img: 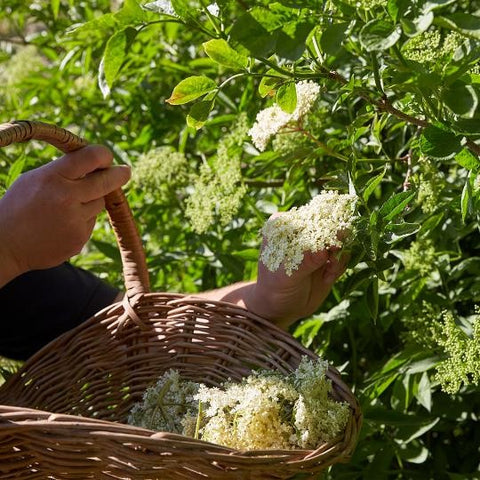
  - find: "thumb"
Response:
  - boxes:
[49,145,114,180]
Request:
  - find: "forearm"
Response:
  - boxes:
[189,281,294,330]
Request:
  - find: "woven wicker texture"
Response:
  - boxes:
[0,121,362,479]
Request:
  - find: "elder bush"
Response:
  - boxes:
[1,0,480,477]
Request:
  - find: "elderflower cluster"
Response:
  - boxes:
[402,238,436,277]
[248,81,321,152]
[131,146,188,201]
[185,114,248,233]
[127,369,199,433]
[261,191,357,276]
[402,30,466,69]
[402,304,480,395]
[434,311,480,394]
[128,356,350,451]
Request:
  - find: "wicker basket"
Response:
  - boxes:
[0,121,362,480]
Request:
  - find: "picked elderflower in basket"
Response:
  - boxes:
[0,120,361,479]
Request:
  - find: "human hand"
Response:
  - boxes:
[0,145,130,286]
[247,215,349,329]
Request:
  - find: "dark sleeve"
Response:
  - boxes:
[0,263,120,361]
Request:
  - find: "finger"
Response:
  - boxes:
[50,145,114,180]
[76,165,131,202]
[82,197,105,220]
[323,251,350,283]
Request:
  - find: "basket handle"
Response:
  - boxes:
[0,120,150,298]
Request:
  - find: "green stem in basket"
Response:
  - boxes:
[194,399,203,440]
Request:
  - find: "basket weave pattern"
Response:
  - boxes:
[0,121,361,479]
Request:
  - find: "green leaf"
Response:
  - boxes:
[443,81,479,118]
[51,0,60,19]
[461,173,474,222]
[378,190,416,221]
[276,82,297,114]
[203,39,249,70]
[170,0,201,22]
[99,27,137,97]
[166,76,217,105]
[435,13,480,40]
[401,11,434,37]
[276,21,314,60]
[320,22,350,55]
[6,155,26,188]
[186,99,215,129]
[387,0,409,23]
[363,168,386,202]
[419,125,463,159]
[385,222,421,243]
[366,276,379,321]
[258,70,285,97]
[415,372,432,412]
[230,12,277,57]
[359,19,402,51]
[455,148,480,172]
[115,0,148,24]
[422,0,456,12]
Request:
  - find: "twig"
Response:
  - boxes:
[401,150,413,192]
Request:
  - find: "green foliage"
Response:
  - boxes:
[1,0,480,476]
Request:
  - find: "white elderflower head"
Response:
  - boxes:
[261,191,357,276]
[291,357,350,448]
[248,80,321,151]
[128,357,350,451]
[196,373,298,450]
[127,369,201,435]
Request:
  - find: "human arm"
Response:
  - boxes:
[193,247,348,330]
[0,145,131,288]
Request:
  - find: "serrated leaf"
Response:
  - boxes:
[419,125,463,159]
[401,11,434,37]
[455,148,480,171]
[443,81,478,118]
[363,169,386,202]
[51,0,60,19]
[435,13,480,40]
[186,99,214,129]
[258,70,285,97]
[379,190,416,221]
[230,12,277,57]
[415,372,432,411]
[461,175,472,222]
[276,82,297,114]
[387,0,409,22]
[166,76,217,105]
[276,21,314,60]
[385,222,420,243]
[203,39,248,69]
[115,0,148,24]
[359,19,402,51]
[320,22,350,55]
[366,276,379,321]
[99,27,137,97]
[170,0,201,22]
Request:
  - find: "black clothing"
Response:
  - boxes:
[0,263,119,360]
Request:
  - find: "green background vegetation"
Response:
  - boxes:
[1,0,480,478]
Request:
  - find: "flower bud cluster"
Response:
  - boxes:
[261,191,357,276]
